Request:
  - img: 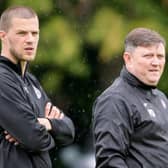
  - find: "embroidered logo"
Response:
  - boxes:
[32,85,41,99]
[147,109,156,118]
[143,103,148,107]
[24,86,29,94]
[143,102,156,118]
[160,99,167,109]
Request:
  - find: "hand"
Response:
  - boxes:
[4,131,19,145]
[37,102,64,131]
[37,118,52,131]
[45,102,64,119]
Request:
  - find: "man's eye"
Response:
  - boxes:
[32,32,38,36]
[144,54,153,58]
[17,32,26,35]
[158,55,164,59]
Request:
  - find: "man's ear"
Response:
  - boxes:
[123,51,132,66]
[0,30,6,40]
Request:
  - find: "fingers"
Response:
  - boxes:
[47,106,57,119]
[52,106,62,119]
[4,131,19,145]
[45,102,64,119]
[59,112,64,119]
[37,118,52,130]
[45,102,52,116]
[47,106,63,119]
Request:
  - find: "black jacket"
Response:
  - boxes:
[0,56,75,168]
[93,67,168,168]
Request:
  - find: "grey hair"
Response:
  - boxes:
[124,27,166,52]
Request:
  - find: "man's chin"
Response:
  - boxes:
[148,81,158,87]
[24,55,36,61]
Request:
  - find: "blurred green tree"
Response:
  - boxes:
[1,0,168,167]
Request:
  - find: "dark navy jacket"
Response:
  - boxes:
[93,67,168,168]
[0,56,75,168]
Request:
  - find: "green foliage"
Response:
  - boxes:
[36,16,90,77]
[86,7,125,62]
[1,0,168,166]
[8,0,53,14]
[6,0,168,92]
[41,70,63,95]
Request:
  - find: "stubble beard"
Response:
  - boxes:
[9,47,35,63]
[9,47,23,63]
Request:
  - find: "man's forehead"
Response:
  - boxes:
[136,43,165,50]
[10,17,39,30]
[11,16,38,22]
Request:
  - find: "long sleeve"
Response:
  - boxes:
[49,115,75,146]
[29,74,75,146]
[93,93,133,168]
[0,75,55,153]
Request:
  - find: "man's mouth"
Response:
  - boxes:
[24,47,34,54]
[149,69,159,72]
[25,47,34,51]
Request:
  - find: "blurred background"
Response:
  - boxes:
[1,0,168,167]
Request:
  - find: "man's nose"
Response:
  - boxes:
[25,33,34,42]
[151,56,160,65]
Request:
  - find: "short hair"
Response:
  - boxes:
[0,6,38,32]
[124,27,166,52]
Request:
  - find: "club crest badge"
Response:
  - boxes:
[147,109,156,118]
[32,85,41,99]
[160,99,167,109]
[143,102,156,118]
[24,86,29,94]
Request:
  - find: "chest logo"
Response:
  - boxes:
[160,99,167,109]
[143,103,147,107]
[24,86,29,94]
[147,109,156,118]
[32,85,41,99]
[143,102,156,118]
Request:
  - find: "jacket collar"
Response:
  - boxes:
[120,66,156,90]
[0,56,29,77]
